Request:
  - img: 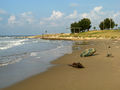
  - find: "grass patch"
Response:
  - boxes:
[59,30,120,39]
[28,30,120,39]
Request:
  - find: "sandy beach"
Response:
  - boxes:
[3,39,120,90]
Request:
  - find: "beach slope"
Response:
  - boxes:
[4,39,120,90]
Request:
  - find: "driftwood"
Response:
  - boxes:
[68,62,84,68]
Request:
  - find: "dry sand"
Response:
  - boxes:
[3,39,120,90]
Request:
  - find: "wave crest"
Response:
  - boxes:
[0,39,28,50]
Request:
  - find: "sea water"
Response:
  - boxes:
[0,36,73,88]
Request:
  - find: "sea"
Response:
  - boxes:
[0,36,74,88]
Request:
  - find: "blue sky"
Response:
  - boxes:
[0,0,120,35]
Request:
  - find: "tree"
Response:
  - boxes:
[99,18,115,30]
[104,18,115,29]
[99,21,104,30]
[71,22,80,33]
[93,26,96,30]
[79,18,91,32]
[70,18,91,33]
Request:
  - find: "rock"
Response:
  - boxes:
[80,48,96,57]
[108,46,111,48]
[68,62,84,68]
[106,53,112,57]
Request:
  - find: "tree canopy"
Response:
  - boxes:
[99,21,104,30]
[70,18,91,33]
[70,18,118,33]
[99,18,115,30]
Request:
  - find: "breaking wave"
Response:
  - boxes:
[0,39,28,50]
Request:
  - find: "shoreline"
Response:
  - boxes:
[0,39,73,89]
[4,39,120,90]
[26,30,120,40]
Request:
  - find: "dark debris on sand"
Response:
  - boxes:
[68,62,84,68]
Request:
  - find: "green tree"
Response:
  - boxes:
[93,26,96,30]
[104,18,115,29]
[99,18,115,30]
[71,22,80,33]
[79,18,91,32]
[70,18,91,33]
[99,21,105,30]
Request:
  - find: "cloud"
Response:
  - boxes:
[3,6,120,31]
[113,12,120,18]
[112,12,120,25]
[79,6,120,27]
[81,13,88,18]
[41,7,105,28]
[64,6,120,28]
[77,6,105,27]
[70,3,79,7]
[21,12,32,17]
[40,10,64,27]
[0,9,6,14]
[94,6,103,12]
[7,11,36,26]
[66,10,78,19]
[20,12,34,24]
[45,10,64,20]
[8,15,16,24]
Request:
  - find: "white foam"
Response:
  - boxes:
[0,39,28,50]
[0,58,22,67]
[30,52,37,56]
[36,57,40,58]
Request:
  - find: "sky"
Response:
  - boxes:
[0,0,120,35]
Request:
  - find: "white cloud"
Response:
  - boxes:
[112,12,120,25]
[94,6,103,12]
[20,12,34,24]
[4,6,120,30]
[8,15,16,24]
[113,12,120,18]
[45,10,64,20]
[74,6,105,27]
[79,6,120,28]
[81,13,88,18]
[21,12,32,17]
[0,9,6,14]
[24,17,34,24]
[7,12,35,26]
[70,3,79,7]
[66,10,78,19]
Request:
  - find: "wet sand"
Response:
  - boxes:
[4,39,120,90]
